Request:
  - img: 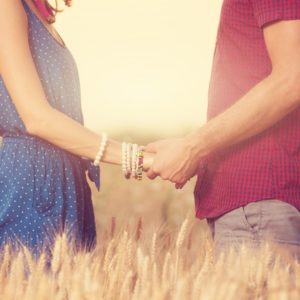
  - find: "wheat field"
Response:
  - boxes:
[0,136,299,300]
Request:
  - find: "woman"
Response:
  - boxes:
[0,0,153,255]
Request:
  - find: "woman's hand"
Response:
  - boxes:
[143,151,155,172]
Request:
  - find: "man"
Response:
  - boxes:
[146,0,300,257]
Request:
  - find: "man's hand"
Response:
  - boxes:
[142,21,300,189]
[142,151,155,172]
[145,137,201,187]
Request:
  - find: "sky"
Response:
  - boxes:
[56,0,223,136]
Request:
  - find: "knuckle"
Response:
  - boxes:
[161,174,169,180]
[174,178,184,185]
[152,166,160,174]
[147,171,153,178]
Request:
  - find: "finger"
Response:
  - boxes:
[147,168,158,180]
[175,181,188,189]
[142,153,154,172]
[145,142,159,153]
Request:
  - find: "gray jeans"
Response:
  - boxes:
[207,200,300,260]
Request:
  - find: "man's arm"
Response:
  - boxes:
[146,20,300,185]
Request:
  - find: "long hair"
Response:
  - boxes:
[44,0,72,23]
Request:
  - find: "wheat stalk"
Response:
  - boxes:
[150,233,157,263]
[0,216,298,300]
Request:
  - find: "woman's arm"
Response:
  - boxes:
[0,0,152,169]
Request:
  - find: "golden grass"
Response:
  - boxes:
[0,220,299,300]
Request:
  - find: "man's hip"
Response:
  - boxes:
[207,199,300,259]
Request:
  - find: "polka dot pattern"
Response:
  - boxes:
[0,0,100,255]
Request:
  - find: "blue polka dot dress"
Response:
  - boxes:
[0,0,100,254]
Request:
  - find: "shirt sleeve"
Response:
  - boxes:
[250,0,300,28]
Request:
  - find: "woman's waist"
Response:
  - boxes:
[1,131,100,189]
[2,131,67,156]
[1,132,93,172]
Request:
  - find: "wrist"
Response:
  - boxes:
[101,139,122,165]
[184,128,214,161]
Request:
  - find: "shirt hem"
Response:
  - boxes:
[256,10,300,28]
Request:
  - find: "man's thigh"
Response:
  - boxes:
[207,200,300,259]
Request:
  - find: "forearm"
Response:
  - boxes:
[189,72,300,158]
[28,106,121,165]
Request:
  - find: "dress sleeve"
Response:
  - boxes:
[250,0,300,28]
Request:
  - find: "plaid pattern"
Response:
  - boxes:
[195,0,300,219]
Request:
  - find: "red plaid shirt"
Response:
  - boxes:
[195,0,300,219]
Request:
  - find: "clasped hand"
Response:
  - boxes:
[142,136,201,189]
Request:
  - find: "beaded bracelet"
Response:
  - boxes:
[93,133,108,166]
[131,144,139,179]
[121,142,144,180]
[136,147,144,181]
[121,142,128,178]
[125,143,132,179]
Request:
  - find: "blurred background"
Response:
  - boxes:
[55,0,223,233]
[56,0,222,136]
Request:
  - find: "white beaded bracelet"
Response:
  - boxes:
[122,142,127,176]
[125,143,132,179]
[93,133,108,166]
[121,142,144,180]
[131,144,139,179]
[122,142,131,179]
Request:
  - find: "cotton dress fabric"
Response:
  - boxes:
[0,0,100,255]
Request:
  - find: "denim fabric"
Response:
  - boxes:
[207,200,300,260]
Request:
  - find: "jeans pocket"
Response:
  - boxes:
[241,202,262,233]
[260,200,300,244]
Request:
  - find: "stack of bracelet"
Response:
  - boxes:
[122,143,144,180]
